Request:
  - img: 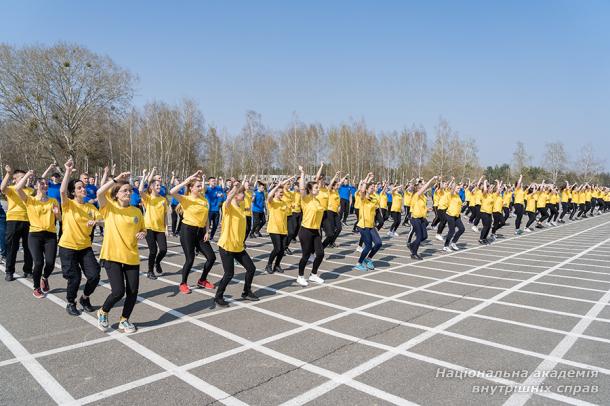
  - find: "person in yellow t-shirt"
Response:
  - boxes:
[478,180,495,244]
[401,183,415,226]
[139,167,168,280]
[513,174,526,234]
[535,184,550,228]
[524,184,540,231]
[242,176,254,242]
[433,181,451,241]
[408,176,437,260]
[1,165,34,281]
[95,170,146,333]
[388,184,404,237]
[375,181,389,230]
[322,171,346,249]
[170,171,216,295]
[295,163,326,287]
[57,158,103,316]
[490,181,506,241]
[353,173,383,271]
[285,178,302,255]
[265,177,294,275]
[15,170,60,298]
[443,184,465,251]
[546,186,560,226]
[558,182,571,223]
[215,183,258,307]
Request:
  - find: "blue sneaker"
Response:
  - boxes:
[353,263,368,272]
[97,309,109,329]
[364,258,375,270]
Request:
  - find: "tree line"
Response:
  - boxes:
[0,42,607,184]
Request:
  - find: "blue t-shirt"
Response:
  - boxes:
[387,192,392,203]
[205,186,225,212]
[84,184,98,205]
[47,182,61,204]
[252,190,266,213]
[459,188,466,202]
[130,188,141,207]
[159,185,167,197]
[338,185,351,200]
[171,187,184,206]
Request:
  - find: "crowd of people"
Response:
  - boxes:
[1,160,609,333]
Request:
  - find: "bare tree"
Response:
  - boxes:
[543,142,568,184]
[512,141,530,175]
[575,144,604,183]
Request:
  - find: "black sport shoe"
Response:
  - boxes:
[79,296,95,313]
[284,247,293,255]
[265,264,274,274]
[147,271,157,280]
[155,264,163,275]
[214,297,229,307]
[4,273,15,282]
[241,291,260,301]
[23,271,32,279]
[410,254,423,260]
[273,265,284,274]
[66,302,81,316]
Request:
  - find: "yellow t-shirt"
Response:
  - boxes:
[218,202,246,253]
[282,190,294,216]
[5,186,33,221]
[514,187,525,205]
[561,189,569,202]
[474,189,483,205]
[536,192,548,209]
[480,193,494,214]
[549,193,559,205]
[411,194,427,219]
[403,191,413,207]
[526,192,537,212]
[141,194,168,233]
[390,192,403,212]
[446,193,463,217]
[180,194,209,228]
[243,190,253,217]
[300,194,325,229]
[267,199,288,235]
[438,190,450,210]
[433,190,442,207]
[357,195,377,228]
[99,200,145,265]
[354,193,362,209]
[502,192,512,207]
[59,199,100,250]
[317,187,330,210]
[465,189,472,203]
[25,195,59,233]
[292,191,302,213]
[492,193,503,213]
[378,192,388,209]
[327,190,340,213]
[585,191,592,202]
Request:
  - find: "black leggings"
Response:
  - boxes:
[537,207,549,223]
[252,212,266,234]
[286,212,301,246]
[389,211,401,232]
[409,217,427,255]
[444,216,464,246]
[470,205,481,225]
[179,224,215,284]
[503,207,510,221]
[514,203,524,229]
[560,202,569,220]
[549,204,559,222]
[298,227,324,276]
[216,248,256,299]
[352,209,360,231]
[375,209,387,230]
[170,204,182,235]
[5,220,33,275]
[208,211,220,240]
[322,210,342,247]
[340,198,350,222]
[245,216,252,242]
[145,230,167,272]
[28,231,57,289]
[402,206,411,225]
[479,212,492,240]
[436,209,448,234]
[60,246,100,304]
[525,211,537,228]
[268,233,286,268]
[492,212,505,234]
[101,260,139,318]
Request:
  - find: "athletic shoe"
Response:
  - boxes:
[4,273,14,282]
[197,279,214,289]
[353,263,368,272]
[215,297,229,307]
[535,224,543,229]
[147,271,157,280]
[23,271,32,279]
[410,254,423,260]
[471,226,478,232]
[387,231,393,237]
[490,234,497,241]
[79,296,95,313]
[273,265,284,274]
[309,274,324,284]
[40,277,50,292]
[442,246,452,252]
[66,303,81,316]
[179,283,191,294]
[525,227,532,233]
[285,247,293,255]
[241,291,260,301]
[435,234,444,241]
[155,264,163,275]
[265,264,274,274]
[32,288,44,298]
[118,319,137,333]
[330,243,337,248]
[97,309,109,328]
[364,258,375,270]
[296,276,308,287]
[356,246,364,252]
[450,243,459,251]
[478,239,488,245]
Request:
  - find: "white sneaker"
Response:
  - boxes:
[296,276,308,287]
[387,231,393,237]
[308,274,324,284]
[356,246,363,252]
[393,231,399,237]
[490,234,497,241]
[525,227,532,233]
[450,243,459,251]
[442,246,452,252]
[435,234,444,241]
[471,225,478,232]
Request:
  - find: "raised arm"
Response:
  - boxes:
[170,170,202,199]
[314,162,324,183]
[267,177,294,202]
[1,165,12,194]
[516,174,523,189]
[328,171,340,188]
[60,159,75,202]
[416,176,437,196]
[15,170,34,201]
[298,166,307,197]
[41,163,56,179]
[100,166,110,187]
[138,169,148,194]
[97,172,130,209]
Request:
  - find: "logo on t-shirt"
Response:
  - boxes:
[134,217,139,224]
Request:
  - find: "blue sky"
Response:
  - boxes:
[1,1,609,168]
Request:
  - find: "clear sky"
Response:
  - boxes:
[1,0,609,168]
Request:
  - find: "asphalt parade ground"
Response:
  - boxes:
[2,212,610,406]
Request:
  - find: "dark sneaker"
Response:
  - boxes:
[155,264,163,275]
[241,291,260,301]
[273,265,284,274]
[265,264,274,274]
[79,296,95,313]
[284,247,293,255]
[66,303,81,316]
[4,273,14,282]
[147,271,157,280]
[214,297,229,307]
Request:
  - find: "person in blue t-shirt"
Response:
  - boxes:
[130,179,142,211]
[250,181,266,238]
[338,178,352,225]
[205,177,225,240]
[349,184,357,214]
[84,177,98,206]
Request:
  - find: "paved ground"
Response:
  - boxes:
[1,210,610,406]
